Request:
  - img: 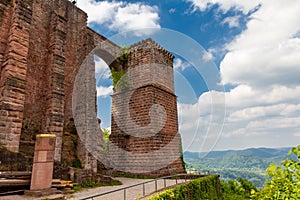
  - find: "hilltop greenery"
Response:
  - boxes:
[221,178,257,200]
[184,147,292,187]
[252,145,300,199]
[185,146,300,199]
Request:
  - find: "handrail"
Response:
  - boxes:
[78,173,202,200]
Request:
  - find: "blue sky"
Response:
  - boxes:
[76,0,300,152]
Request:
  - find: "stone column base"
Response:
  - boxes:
[24,188,62,197]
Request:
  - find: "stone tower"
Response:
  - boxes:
[109,39,185,176]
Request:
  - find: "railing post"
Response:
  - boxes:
[143,183,145,196]
[176,176,178,185]
[124,189,126,200]
[164,178,166,188]
[155,180,157,191]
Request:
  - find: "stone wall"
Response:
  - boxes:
[0,0,33,152]
[110,39,185,176]
[0,0,107,169]
[0,1,185,176]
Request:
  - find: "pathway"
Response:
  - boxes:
[0,178,189,200]
[68,177,189,200]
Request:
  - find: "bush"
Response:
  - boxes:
[221,178,257,200]
[252,145,300,199]
[150,175,221,200]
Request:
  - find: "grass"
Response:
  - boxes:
[113,173,156,179]
[72,179,122,192]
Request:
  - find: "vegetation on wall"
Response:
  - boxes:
[118,45,130,64]
[110,45,130,91]
[149,175,221,200]
[72,159,82,169]
[110,67,128,90]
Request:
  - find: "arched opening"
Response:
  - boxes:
[94,55,113,131]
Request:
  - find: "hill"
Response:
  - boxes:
[184,147,292,187]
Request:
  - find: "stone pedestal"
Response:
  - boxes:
[30,134,56,190]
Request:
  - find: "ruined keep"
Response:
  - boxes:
[0,0,185,176]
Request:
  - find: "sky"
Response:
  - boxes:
[76,0,300,152]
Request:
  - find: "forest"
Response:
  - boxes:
[184,147,293,187]
[185,146,300,199]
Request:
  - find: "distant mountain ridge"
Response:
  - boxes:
[184,147,294,187]
[184,147,292,159]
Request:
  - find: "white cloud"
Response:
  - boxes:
[77,0,160,35]
[222,16,240,28]
[187,0,261,14]
[202,50,213,62]
[294,133,300,137]
[180,0,300,151]
[169,8,176,14]
[95,57,110,79]
[179,87,300,151]
[96,85,113,98]
[219,1,300,87]
[174,58,192,71]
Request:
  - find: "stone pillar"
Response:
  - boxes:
[0,0,33,152]
[30,134,56,190]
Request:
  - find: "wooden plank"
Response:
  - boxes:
[0,171,31,179]
[0,179,30,187]
[0,190,24,196]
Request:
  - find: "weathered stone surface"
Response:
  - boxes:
[0,0,185,176]
[109,39,185,176]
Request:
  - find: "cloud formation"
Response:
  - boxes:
[95,57,110,79]
[174,58,192,71]
[222,16,240,28]
[77,0,160,35]
[181,0,300,151]
[188,0,261,14]
[97,85,113,98]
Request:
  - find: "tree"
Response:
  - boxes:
[252,145,300,199]
[102,128,110,152]
[221,178,257,200]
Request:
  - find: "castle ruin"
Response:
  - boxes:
[0,0,185,176]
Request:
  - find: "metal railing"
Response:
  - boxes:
[78,174,204,200]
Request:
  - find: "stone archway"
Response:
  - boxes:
[0,0,185,176]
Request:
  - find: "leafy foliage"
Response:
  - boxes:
[221,178,257,200]
[149,175,222,200]
[110,67,128,90]
[72,158,82,168]
[118,45,129,63]
[252,145,300,199]
[102,128,110,152]
[110,45,130,91]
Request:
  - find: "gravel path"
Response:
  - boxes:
[0,178,190,200]
[68,177,189,200]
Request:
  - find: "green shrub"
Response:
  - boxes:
[220,178,257,200]
[150,175,222,200]
[72,159,82,169]
[252,145,300,199]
